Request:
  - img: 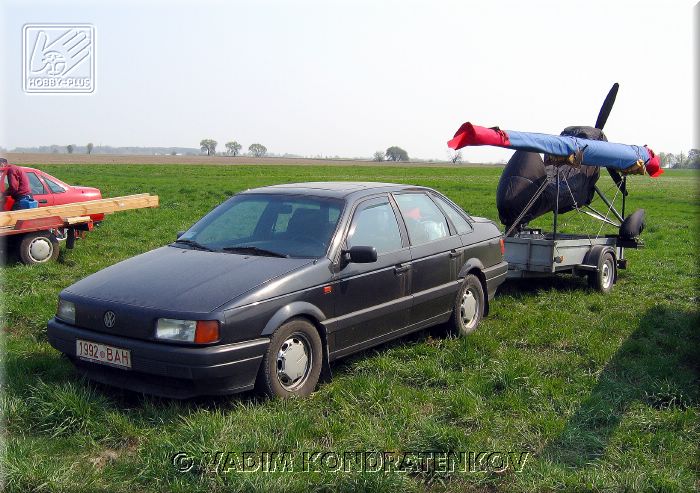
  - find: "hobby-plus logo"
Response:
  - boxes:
[23,24,95,93]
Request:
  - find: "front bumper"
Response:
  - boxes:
[47,318,269,399]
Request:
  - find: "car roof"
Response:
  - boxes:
[1,165,39,173]
[0,166,71,187]
[243,182,434,199]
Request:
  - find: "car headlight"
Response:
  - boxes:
[56,299,76,324]
[155,318,219,344]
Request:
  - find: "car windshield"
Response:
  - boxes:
[175,193,344,258]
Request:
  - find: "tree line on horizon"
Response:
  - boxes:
[199,139,268,158]
[658,149,700,169]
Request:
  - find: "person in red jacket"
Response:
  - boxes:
[0,158,34,210]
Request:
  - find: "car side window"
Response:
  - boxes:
[393,193,449,245]
[432,194,473,234]
[347,200,403,255]
[44,177,67,193]
[26,172,47,195]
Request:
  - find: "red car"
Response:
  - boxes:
[1,166,103,220]
[1,166,104,264]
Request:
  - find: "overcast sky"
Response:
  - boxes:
[0,0,696,162]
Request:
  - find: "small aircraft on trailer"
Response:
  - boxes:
[447,84,661,293]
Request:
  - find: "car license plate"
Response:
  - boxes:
[76,339,131,369]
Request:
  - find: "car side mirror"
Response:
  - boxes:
[176,231,185,239]
[343,246,377,264]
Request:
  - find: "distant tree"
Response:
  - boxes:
[66,144,74,154]
[688,149,700,169]
[657,152,671,168]
[86,142,94,154]
[249,143,267,158]
[372,151,384,162]
[200,139,217,156]
[225,141,242,156]
[673,151,687,169]
[385,146,409,162]
[170,150,177,156]
[449,150,463,164]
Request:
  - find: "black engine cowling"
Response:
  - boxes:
[496,125,605,231]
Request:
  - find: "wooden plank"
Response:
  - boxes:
[66,216,92,225]
[0,194,159,227]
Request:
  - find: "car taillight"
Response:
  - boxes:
[499,238,505,256]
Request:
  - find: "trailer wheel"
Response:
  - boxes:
[448,274,485,336]
[18,232,60,265]
[588,251,616,293]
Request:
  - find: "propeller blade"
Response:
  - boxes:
[595,82,619,130]
[606,168,627,196]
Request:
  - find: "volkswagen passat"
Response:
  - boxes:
[47,182,507,398]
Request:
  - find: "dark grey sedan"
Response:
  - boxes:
[47,182,507,398]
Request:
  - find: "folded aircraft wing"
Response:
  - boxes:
[447,122,662,177]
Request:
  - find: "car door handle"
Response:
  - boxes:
[449,250,461,258]
[39,199,48,204]
[394,264,410,275]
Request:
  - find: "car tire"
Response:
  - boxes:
[588,251,616,293]
[448,274,485,336]
[256,318,323,398]
[18,231,59,265]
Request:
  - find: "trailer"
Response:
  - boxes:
[0,193,159,265]
[446,83,653,294]
[504,174,643,293]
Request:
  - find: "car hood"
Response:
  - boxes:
[64,246,314,313]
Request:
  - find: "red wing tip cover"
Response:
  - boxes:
[645,147,664,177]
[448,122,510,149]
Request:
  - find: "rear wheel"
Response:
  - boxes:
[18,231,59,265]
[256,318,322,398]
[588,251,615,293]
[448,274,485,336]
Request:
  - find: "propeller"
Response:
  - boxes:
[595,83,626,195]
[595,82,619,130]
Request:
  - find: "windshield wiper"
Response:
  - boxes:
[222,246,289,258]
[173,239,215,251]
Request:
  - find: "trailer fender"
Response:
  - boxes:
[580,245,617,282]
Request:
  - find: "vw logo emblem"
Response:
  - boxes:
[103,311,116,328]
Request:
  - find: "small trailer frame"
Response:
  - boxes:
[504,170,642,293]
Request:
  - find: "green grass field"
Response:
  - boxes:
[2,164,698,492]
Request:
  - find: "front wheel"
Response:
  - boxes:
[256,318,323,398]
[448,274,485,336]
[18,231,60,265]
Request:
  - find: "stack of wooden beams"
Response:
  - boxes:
[0,193,159,228]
